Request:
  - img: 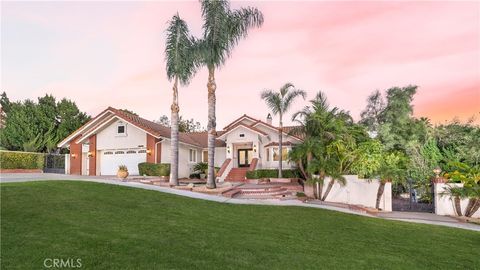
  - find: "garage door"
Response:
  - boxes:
[100,149,146,175]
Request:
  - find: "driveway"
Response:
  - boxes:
[1,173,479,232]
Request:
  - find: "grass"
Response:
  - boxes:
[1,181,479,270]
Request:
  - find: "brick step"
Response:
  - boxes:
[239,188,289,196]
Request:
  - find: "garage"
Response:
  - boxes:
[100,149,146,175]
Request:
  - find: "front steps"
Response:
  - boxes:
[221,183,300,199]
[225,167,249,181]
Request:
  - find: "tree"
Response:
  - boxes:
[443,162,480,217]
[165,14,199,186]
[359,90,384,134]
[155,115,204,132]
[375,152,407,209]
[0,92,89,152]
[261,83,306,178]
[197,0,263,188]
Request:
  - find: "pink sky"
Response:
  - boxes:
[1,1,479,127]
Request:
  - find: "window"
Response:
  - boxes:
[138,150,147,153]
[272,147,289,161]
[115,151,125,154]
[239,134,245,138]
[126,150,136,154]
[202,150,208,162]
[189,149,197,163]
[266,148,270,161]
[104,151,113,155]
[116,122,126,136]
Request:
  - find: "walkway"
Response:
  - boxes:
[1,173,479,232]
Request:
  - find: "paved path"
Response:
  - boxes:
[1,173,479,232]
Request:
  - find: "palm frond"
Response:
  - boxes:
[165,14,198,85]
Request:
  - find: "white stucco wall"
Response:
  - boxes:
[318,175,392,211]
[96,120,147,150]
[434,183,480,218]
[161,139,203,178]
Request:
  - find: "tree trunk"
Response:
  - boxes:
[453,196,462,216]
[467,199,480,217]
[297,160,307,180]
[206,67,216,189]
[464,198,476,217]
[465,198,480,217]
[278,114,283,178]
[321,178,335,201]
[375,181,386,210]
[169,77,179,186]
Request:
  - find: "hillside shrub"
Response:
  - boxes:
[138,162,170,177]
[246,169,302,179]
[0,151,44,169]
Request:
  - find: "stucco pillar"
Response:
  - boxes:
[69,135,82,175]
[88,135,96,176]
[146,134,161,163]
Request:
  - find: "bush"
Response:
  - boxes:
[0,150,44,169]
[138,162,170,177]
[189,173,201,179]
[246,169,302,179]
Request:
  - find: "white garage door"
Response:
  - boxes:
[100,149,146,175]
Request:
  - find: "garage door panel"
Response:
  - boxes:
[100,149,146,175]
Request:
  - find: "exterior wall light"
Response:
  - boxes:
[71,153,77,159]
[146,149,152,155]
[87,152,94,158]
[227,145,231,153]
[253,144,257,152]
[433,167,442,178]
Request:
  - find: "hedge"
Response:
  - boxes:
[138,162,170,177]
[0,151,44,170]
[246,169,302,179]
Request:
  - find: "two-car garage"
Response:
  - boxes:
[100,149,146,175]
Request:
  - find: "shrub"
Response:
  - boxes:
[189,173,201,179]
[138,162,170,177]
[193,162,208,174]
[0,151,44,170]
[246,169,302,179]
[118,165,128,172]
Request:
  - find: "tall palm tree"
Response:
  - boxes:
[165,14,198,186]
[261,83,306,178]
[197,0,263,189]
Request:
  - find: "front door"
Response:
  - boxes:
[238,149,253,167]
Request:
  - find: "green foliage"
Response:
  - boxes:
[246,169,302,179]
[377,152,408,184]
[156,115,205,132]
[0,92,89,152]
[351,140,383,178]
[0,150,44,169]
[118,165,128,172]
[193,162,208,174]
[197,0,264,69]
[165,14,199,85]
[138,162,171,177]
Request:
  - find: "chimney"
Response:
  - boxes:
[266,113,272,125]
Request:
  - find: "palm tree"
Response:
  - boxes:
[165,14,198,186]
[261,83,306,178]
[375,152,406,209]
[197,0,263,189]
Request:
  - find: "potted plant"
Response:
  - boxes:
[117,165,129,180]
[193,162,208,179]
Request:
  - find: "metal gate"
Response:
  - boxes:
[392,179,434,212]
[44,154,66,174]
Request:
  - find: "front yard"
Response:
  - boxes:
[1,181,479,269]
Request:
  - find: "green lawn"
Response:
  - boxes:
[1,181,479,270]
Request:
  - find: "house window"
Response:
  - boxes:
[266,148,270,161]
[138,150,147,153]
[239,134,245,137]
[272,147,289,161]
[189,149,197,163]
[202,150,208,162]
[115,151,125,154]
[117,122,126,136]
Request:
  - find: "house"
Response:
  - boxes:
[58,107,302,181]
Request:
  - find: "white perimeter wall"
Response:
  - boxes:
[434,183,480,218]
[320,175,392,211]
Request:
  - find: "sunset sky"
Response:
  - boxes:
[1,1,479,127]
